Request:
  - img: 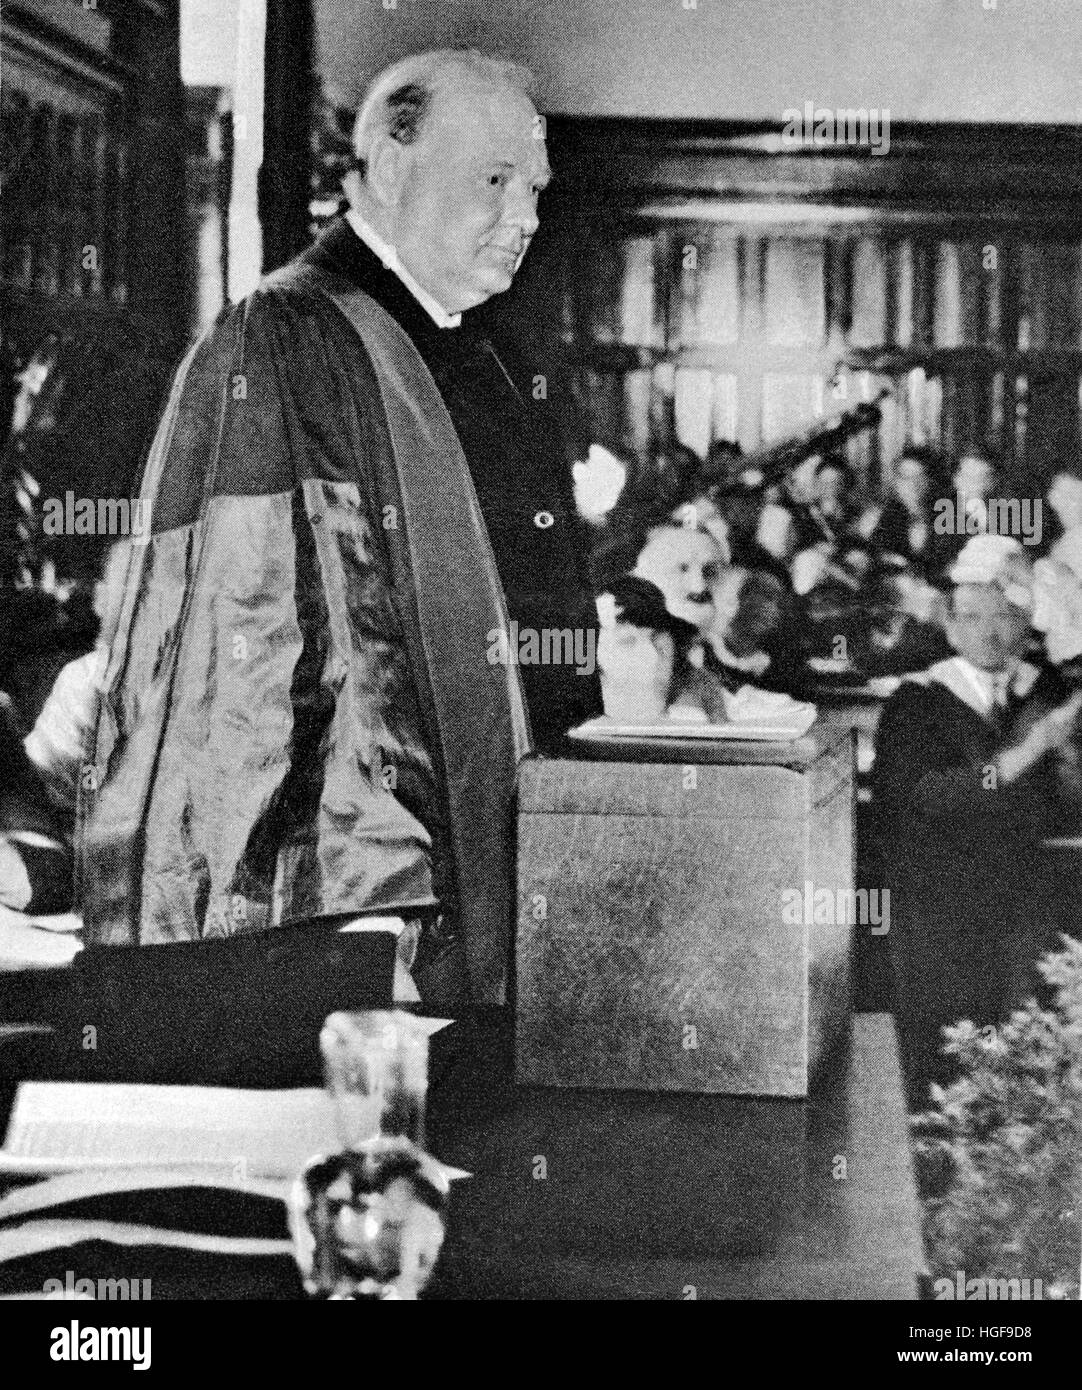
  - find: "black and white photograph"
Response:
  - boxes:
[0,0,1079,1349]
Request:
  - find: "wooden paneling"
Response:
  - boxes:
[1,77,128,307]
[0,0,184,602]
[510,119,1082,490]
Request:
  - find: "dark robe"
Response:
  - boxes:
[301,218,601,749]
[76,227,551,1019]
[871,658,1074,1108]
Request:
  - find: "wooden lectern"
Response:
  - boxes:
[516,717,856,1097]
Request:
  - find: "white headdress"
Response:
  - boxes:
[949,535,1033,612]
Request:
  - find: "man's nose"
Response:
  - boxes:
[505,185,540,237]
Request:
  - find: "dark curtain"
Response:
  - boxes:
[260,0,316,274]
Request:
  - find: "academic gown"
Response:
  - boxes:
[75,224,546,1021]
[871,659,1074,1108]
[300,218,602,750]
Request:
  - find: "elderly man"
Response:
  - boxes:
[872,535,1082,1108]
[77,50,595,1039]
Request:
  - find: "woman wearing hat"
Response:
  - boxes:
[594,575,721,725]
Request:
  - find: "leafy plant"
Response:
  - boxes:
[911,935,1082,1299]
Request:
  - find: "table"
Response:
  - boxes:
[0,1011,923,1299]
[426,1010,924,1299]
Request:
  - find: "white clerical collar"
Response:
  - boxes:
[345,208,462,330]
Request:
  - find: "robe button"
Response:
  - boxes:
[533,510,554,529]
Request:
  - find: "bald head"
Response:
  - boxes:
[352,51,537,173]
[347,50,550,313]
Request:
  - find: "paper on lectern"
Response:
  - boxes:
[1,1081,343,1180]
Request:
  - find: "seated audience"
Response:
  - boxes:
[872,534,1082,1110]
[653,442,707,508]
[626,441,736,564]
[797,454,862,542]
[1032,540,1082,809]
[704,566,810,697]
[859,559,952,677]
[868,445,946,577]
[22,645,105,826]
[0,544,130,921]
[930,449,999,571]
[682,439,791,582]
[803,556,949,679]
[588,438,1057,711]
[590,492,808,714]
[788,456,871,598]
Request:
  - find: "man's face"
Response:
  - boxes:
[947,583,1030,672]
[954,456,994,500]
[633,524,724,633]
[390,81,550,312]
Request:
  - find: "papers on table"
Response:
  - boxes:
[2,1082,344,1180]
[719,686,817,736]
[571,721,814,742]
[572,687,818,743]
[0,1082,342,1263]
[0,1083,341,1261]
[0,1018,464,1259]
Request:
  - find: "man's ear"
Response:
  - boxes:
[366,134,412,209]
